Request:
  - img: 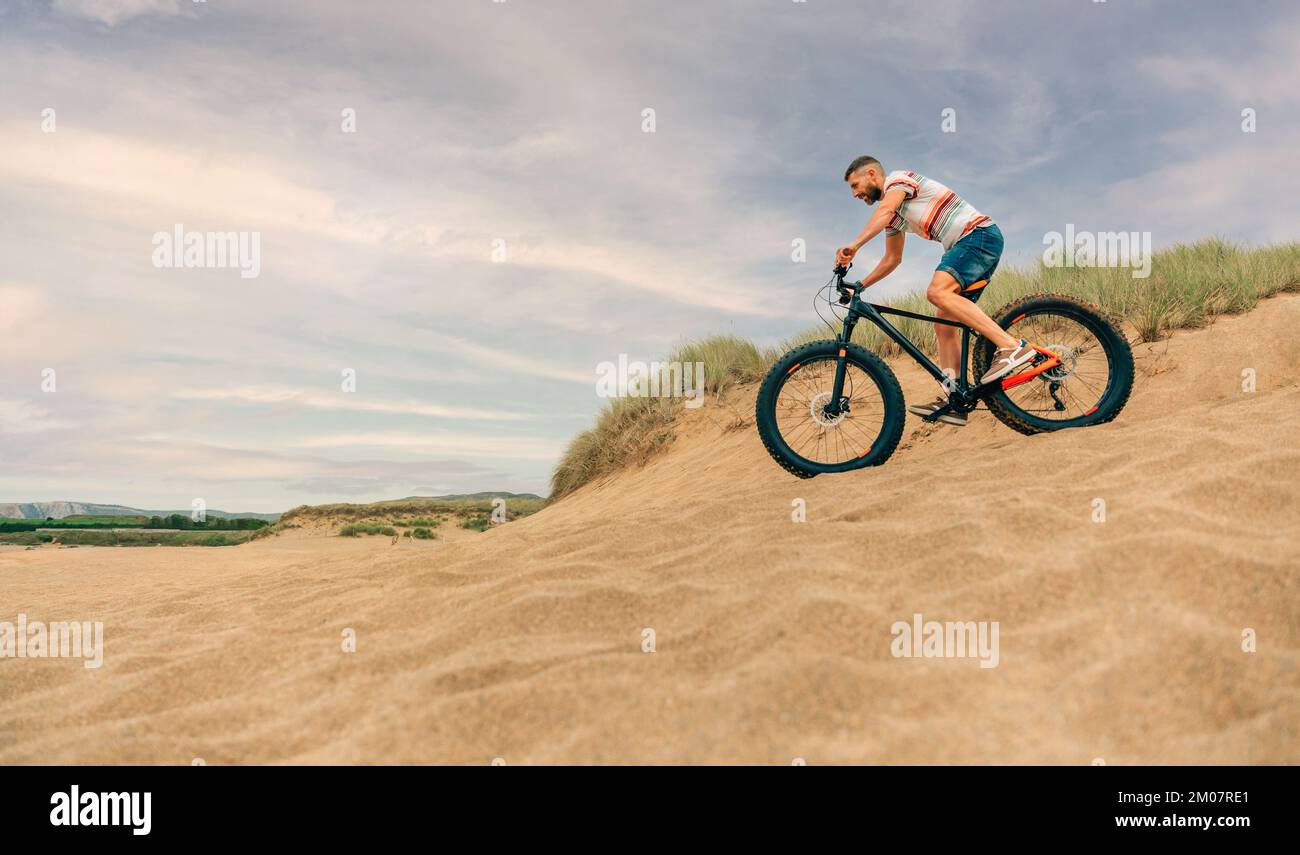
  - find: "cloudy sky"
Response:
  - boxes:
[1,0,1296,511]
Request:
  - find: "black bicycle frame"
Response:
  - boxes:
[824,271,1008,419]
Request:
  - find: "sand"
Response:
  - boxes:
[2,295,1298,765]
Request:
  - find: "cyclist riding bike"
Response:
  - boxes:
[836,155,1036,426]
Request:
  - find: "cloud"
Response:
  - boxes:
[0,399,70,434]
[172,386,535,421]
[0,284,45,332]
[3,0,1294,510]
[1101,139,1300,243]
[1137,15,1300,106]
[50,0,181,26]
[289,431,565,461]
[0,126,382,244]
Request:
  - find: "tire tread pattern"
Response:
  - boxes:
[971,292,1135,436]
[755,340,906,477]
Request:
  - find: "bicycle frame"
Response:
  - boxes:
[825,272,1061,421]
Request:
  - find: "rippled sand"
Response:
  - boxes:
[2,295,1297,764]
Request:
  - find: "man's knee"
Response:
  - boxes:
[927,273,961,306]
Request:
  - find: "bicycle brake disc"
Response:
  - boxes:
[808,391,846,427]
[1040,343,1077,381]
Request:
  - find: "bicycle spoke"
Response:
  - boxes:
[774,357,886,465]
[1005,312,1113,421]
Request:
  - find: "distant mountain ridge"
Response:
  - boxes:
[396,492,543,501]
[0,502,281,522]
[0,494,544,522]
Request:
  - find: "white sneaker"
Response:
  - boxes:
[979,339,1037,384]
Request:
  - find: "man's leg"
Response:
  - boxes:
[934,306,960,389]
[926,271,1018,349]
[909,306,969,425]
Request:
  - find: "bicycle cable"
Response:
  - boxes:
[812,273,845,339]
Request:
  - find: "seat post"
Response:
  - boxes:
[959,328,971,390]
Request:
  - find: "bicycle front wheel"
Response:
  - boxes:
[755,340,905,478]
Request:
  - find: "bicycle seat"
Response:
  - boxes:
[960,279,989,303]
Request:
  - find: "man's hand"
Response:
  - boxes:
[835,246,857,268]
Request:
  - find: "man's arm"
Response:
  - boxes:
[858,229,905,289]
[847,187,908,253]
[835,187,909,276]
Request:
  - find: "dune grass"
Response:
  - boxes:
[550,239,1300,499]
[550,335,770,498]
[250,496,545,539]
[281,496,546,524]
[338,523,398,537]
[395,516,441,528]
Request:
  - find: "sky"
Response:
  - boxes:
[1,0,1297,512]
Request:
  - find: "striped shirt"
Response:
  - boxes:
[882,171,993,250]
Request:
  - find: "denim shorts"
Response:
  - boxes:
[937,223,1003,300]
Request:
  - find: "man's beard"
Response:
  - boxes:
[865,184,882,204]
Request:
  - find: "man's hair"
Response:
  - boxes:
[844,155,882,181]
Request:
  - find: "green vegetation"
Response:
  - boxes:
[551,239,1300,499]
[550,335,772,498]
[395,516,441,528]
[459,516,491,532]
[281,495,546,522]
[338,523,398,537]
[0,514,269,534]
[670,334,768,398]
[548,397,677,499]
[411,527,436,539]
[0,530,258,547]
[0,512,271,546]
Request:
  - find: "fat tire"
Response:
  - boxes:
[755,340,905,477]
[972,293,1134,435]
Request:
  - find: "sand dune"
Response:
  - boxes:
[2,295,1298,764]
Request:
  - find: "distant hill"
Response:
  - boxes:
[0,502,280,522]
[395,492,544,502]
[0,494,543,523]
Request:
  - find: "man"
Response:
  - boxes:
[835,156,1036,426]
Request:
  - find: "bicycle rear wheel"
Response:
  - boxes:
[973,293,1134,435]
[755,340,905,478]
